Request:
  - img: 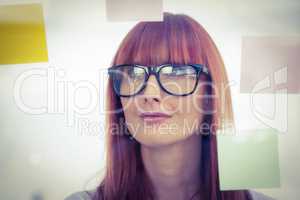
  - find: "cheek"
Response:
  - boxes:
[176,88,204,132]
[180,97,202,128]
[178,95,203,116]
[121,99,136,121]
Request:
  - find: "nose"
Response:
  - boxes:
[139,74,162,103]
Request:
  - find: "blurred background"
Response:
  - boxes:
[0,0,299,199]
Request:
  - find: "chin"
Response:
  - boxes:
[136,132,190,148]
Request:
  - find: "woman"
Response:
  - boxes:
[65,12,274,200]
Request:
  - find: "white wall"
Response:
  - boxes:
[0,0,299,199]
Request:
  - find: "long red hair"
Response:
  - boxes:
[92,12,252,200]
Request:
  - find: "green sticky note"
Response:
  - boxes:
[0,3,48,65]
[217,129,280,190]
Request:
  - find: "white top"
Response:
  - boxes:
[64,189,275,200]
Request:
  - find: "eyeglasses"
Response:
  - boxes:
[107,63,209,97]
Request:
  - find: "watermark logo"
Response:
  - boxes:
[250,66,288,133]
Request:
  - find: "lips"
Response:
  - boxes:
[139,112,171,123]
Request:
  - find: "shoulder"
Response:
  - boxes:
[249,190,276,200]
[65,189,275,200]
[64,188,98,200]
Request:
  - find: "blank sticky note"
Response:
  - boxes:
[0,3,48,65]
[217,129,280,190]
[106,0,162,22]
[240,36,300,94]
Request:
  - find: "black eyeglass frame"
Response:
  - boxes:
[108,63,210,97]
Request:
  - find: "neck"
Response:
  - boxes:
[141,134,202,200]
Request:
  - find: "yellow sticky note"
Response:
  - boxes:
[0,3,48,65]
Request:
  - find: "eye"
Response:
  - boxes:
[127,66,145,79]
[160,65,196,76]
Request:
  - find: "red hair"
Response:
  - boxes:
[92,12,252,200]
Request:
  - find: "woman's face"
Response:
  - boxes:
[120,73,208,147]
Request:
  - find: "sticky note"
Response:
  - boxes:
[0,3,48,65]
[240,36,300,94]
[106,0,163,22]
[217,129,280,190]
